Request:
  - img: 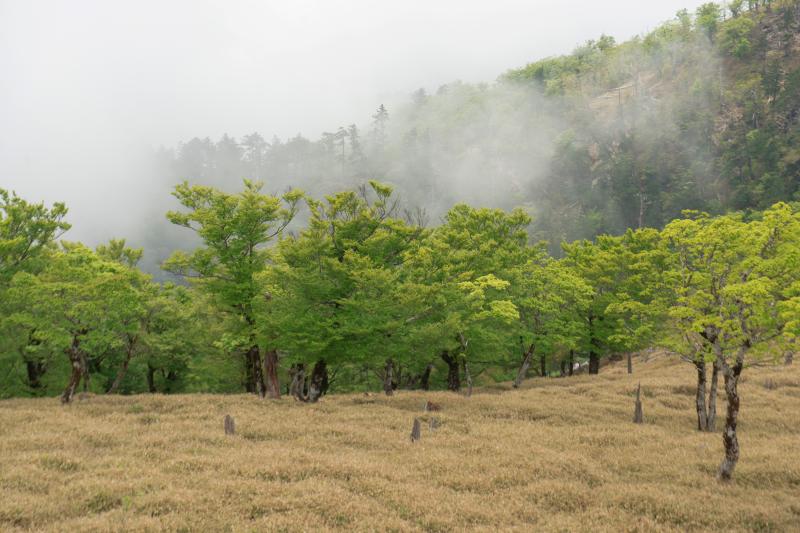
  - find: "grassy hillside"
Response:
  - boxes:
[1,355,798,532]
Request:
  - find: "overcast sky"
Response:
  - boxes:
[0,0,709,242]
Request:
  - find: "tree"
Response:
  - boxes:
[513,257,592,386]
[371,104,389,147]
[0,189,70,283]
[0,190,70,396]
[561,237,623,374]
[242,132,269,180]
[164,180,302,398]
[661,203,800,480]
[260,181,422,400]
[720,16,756,58]
[696,3,723,41]
[404,205,529,393]
[6,244,143,403]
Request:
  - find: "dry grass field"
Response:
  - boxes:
[1,354,799,532]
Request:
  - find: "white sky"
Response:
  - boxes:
[0,0,710,242]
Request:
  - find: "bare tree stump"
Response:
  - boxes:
[410,418,421,442]
[633,383,643,424]
[627,353,633,374]
[424,400,441,412]
[429,417,440,432]
[224,414,235,435]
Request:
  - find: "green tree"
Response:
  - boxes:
[661,203,800,480]
[164,180,302,398]
[720,16,756,58]
[404,205,530,393]
[6,244,144,403]
[260,182,422,400]
[0,189,70,283]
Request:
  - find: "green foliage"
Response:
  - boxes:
[720,16,756,58]
[0,188,70,283]
[661,203,800,365]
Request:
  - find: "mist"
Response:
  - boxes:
[1,0,712,251]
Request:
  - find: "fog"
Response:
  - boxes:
[1,0,710,247]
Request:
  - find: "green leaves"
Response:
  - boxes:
[661,202,800,365]
[0,188,70,283]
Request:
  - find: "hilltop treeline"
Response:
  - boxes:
[148,1,800,259]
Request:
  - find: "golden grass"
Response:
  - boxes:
[1,354,799,532]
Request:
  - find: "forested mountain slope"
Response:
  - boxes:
[152,1,800,258]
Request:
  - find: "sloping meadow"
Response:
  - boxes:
[1,355,799,532]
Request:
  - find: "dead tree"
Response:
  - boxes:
[224,414,235,435]
[633,383,643,424]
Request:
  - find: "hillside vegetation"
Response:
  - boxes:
[144,1,800,258]
[1,355,799,532]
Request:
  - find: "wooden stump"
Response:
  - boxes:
[429,417,440,432]
[410,418,421,442]
[424,400,441,412]
[224,414,235,435]
[633,383,643,424]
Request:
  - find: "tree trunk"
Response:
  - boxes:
[164,370,178,393]
[540,353,547,377]
[627,353,633,374]
[588,315,600,375]
[246,345,266,397]
[513,345,534,388]
[264,349,281,399]
[146,364,156,393]
[463,359,473,397]
[60,335,83,404]
[420,363,433,391]
[587,354,598,374]
[560,359,567,377]
[383,358,394,396]
[440,350,460,392]
[108,337,136,394]
[289,363,306,401]
[569,350,574,376]
[718,361,743,481]
[785,350,794,366]
[695,360,708,431]
[306,359,328,403]
[707,359,719,432]
[25,360,46,391]
[23,329,45,391]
